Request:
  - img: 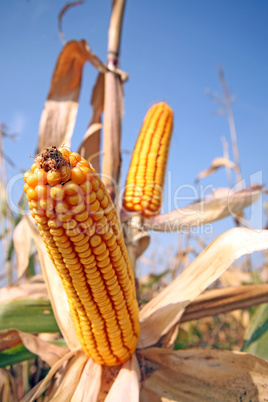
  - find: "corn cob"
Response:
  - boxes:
[24,146,140,366]
[123,102,173,218]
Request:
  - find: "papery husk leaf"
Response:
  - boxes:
[0,329,23,351]
[102,71,123,201]
[0,369,13,402]
[25,215,80,350]
[124,216,150,273]
[181,284,268,323]
[71,358,101,402]
[156,325,179,349]
[48,351,88,401]
[0,329,67,367]
[20,379,50,402]
[13,216,32,278]
[105,354,140,402]
[0,280,48,302]
[139,347,268,401]
[97,365,121,400]
[195,156,237,182]
[19,331,67,367]
[138,228,268,348]
[144,186,262,232]
[28,348,80,402]
[37,40,106,152]
[242,303,268,361]
[78,72,104,173]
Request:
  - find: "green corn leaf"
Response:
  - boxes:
[0,299,60,333]
[0,343,37,367]
[242,303,268,361]
[0,338,67,367]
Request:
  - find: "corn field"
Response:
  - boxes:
[1,1,268,401]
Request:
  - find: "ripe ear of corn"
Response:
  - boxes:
[123,102,173,218]
[24,146,140,366]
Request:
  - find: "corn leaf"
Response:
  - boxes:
[144,186,262,232]
[0,280,48,302]
[0,339,66,368]
[0,369,13,402]
[105,354,140,402]
[27,349,80,401]
[195,156,238,182]
[0,299,59,333]
[138,228,268,348]
[139,347,268,401]
[242,303,268,361]
[181,284,268,323]
[70,358,101,402]
[37,40,106,152]
[58,1,85,45]
[46,351,88,401]
[0,329,67,367]
[13,216,32,278]
[0,343,37,368]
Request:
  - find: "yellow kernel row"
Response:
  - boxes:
[25,146,140,366]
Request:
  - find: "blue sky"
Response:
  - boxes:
[1,1,268,275]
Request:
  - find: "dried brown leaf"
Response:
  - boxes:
[19,331,67,367]
[49,351,88,401]
[71,358,101,402]
[180,284,268,323]
[0,369,13,402]
[28,348,80,402]
[195,156,237,182]
[13,216,32,278]
[0,281,48,303]
[20,379,49,402]
[105,354,140,402]
[140,347,268,401]
[58,1,85,45]
[0,329,22,351]
[138,228,268,348]
[124,216,150,273]
[97,365,121,401]
[144,186,262,232]
[0,329,67,367]
[37,40,106,153]
[78,73,104,173]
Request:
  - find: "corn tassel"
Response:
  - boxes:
[123,102,173,218]
[24,146,140,366]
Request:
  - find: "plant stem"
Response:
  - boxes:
[102,0,126,202]
[218,65,243,188]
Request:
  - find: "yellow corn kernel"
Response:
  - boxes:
[123,102,173,217]
[24,146,140,366]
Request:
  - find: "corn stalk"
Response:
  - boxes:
[0,126,14,285]
[102,0,126,202]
